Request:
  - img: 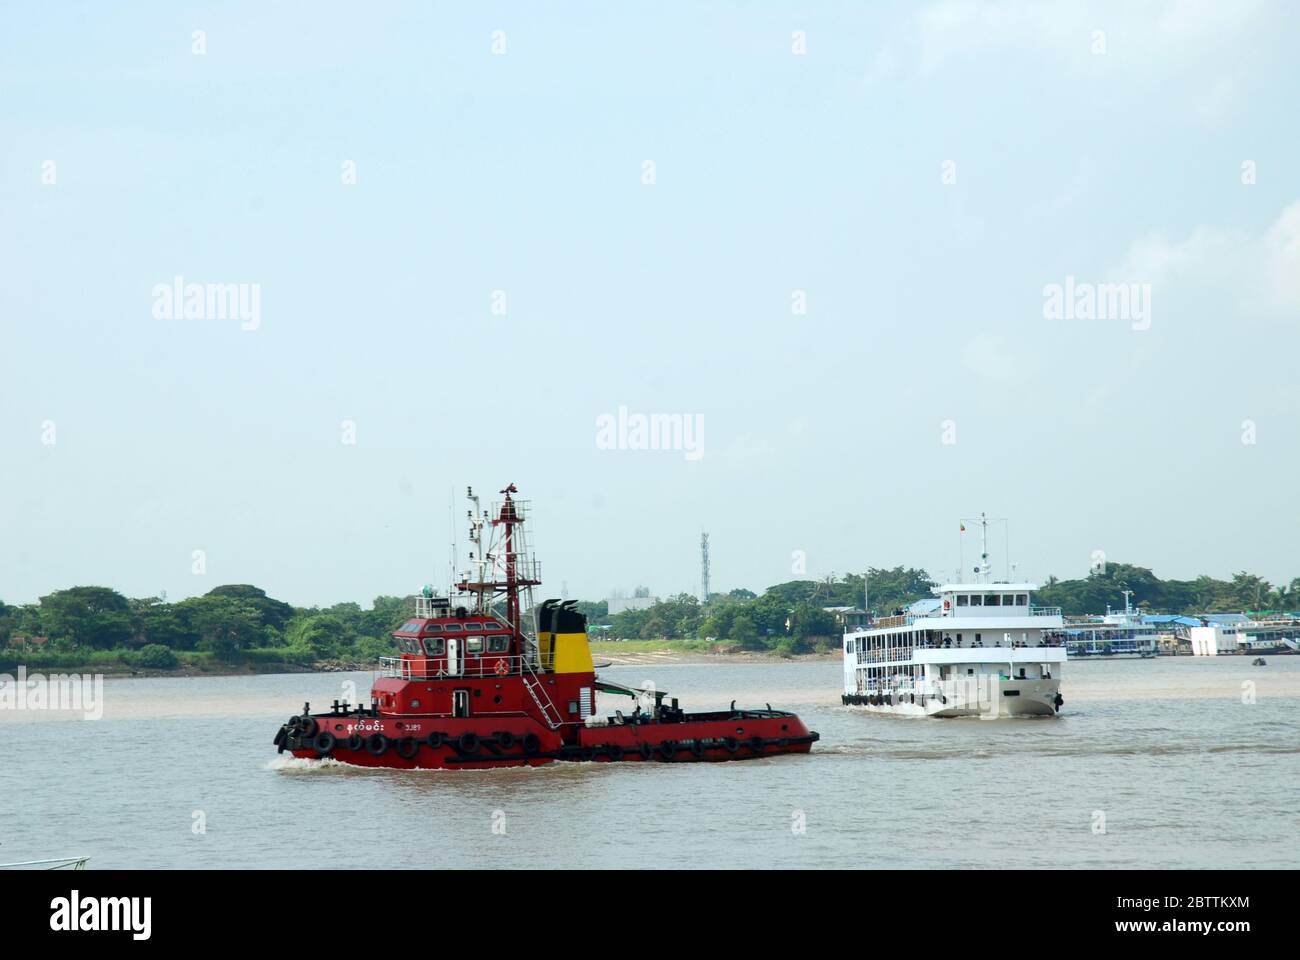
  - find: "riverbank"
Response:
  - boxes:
[0,643,836,678]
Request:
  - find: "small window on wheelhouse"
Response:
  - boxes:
[466,636,484,654]
[442,624,463,632]
[424,624,444,633]
[956,594,969,606]
[487,635,510,653]
[422,637,446,656]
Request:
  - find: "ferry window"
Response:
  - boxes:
[466,636,484,654]
[985,594,1000,606]
[969,596,982,606]
[482,621,502,629]
[442,624,464,632]
[1016,594,1028,605]
[956,595,968,606]
[422,637,445,656]
[424,624,443,633]
[401,620,421,632]
[487,635,510,653]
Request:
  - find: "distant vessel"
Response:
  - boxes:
[1065,591,1159,658]
[841,515,1065,718]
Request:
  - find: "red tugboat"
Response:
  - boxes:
[274,484,818,769]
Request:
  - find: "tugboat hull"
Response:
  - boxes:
[277,709,817,769]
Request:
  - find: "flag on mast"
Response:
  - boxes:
[960,522,966,532]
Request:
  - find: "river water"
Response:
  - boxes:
[3,657,1297,869]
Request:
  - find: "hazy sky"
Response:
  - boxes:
[3,1,1298,608]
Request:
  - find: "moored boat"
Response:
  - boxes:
[275,484,818,768]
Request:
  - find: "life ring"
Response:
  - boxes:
[638,742,653,760]
[606,743,625,761]
[314,731,336,756]
[748,736,765,754]
[495,659,509,677]
[458,732,479,753]
[425,731,444,749]
[495,731,516,750]
[397,737,418,759]
[346,733,364,751]
[522,733,541,755]
[722,737,739,753]
[366,733,389,756]
[658,740,677,760]
[690,740,706,758]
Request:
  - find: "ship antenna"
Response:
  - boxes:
[980,512,989,584]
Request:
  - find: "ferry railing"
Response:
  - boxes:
[1031,607,1063,617]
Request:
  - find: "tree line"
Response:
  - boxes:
[2,563,1295,670]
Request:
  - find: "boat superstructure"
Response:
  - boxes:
[1065,590,1159,658]
[275,484,818,767]
[841,515,1066,718]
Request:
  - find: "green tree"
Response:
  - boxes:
[38,587,134,649]
[286,614,352,658]
[136,643,179,669]
[729,613,760,650]
[179,596,265,660]
[205,585,294,632]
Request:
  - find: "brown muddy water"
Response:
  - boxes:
[3,657,1297,868]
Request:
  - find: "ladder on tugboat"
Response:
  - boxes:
[520,645,563,729]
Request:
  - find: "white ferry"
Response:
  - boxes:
[841,517,1066,718]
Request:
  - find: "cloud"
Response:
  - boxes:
[912,0,1264,73]
[1112,200,1300,317]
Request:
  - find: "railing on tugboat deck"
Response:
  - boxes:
[379,655,536,681]
[1031,606,1063,617]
